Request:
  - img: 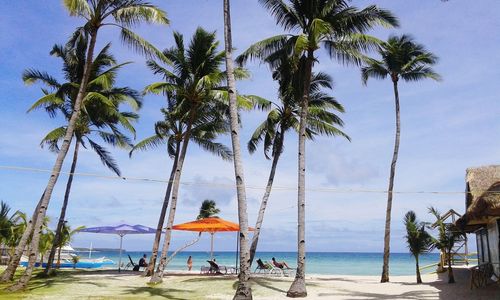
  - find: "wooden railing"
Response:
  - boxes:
[470,263,496,289]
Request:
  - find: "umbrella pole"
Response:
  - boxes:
[89,242,92,259]
[210,233,214,260]
[118,234,123,272]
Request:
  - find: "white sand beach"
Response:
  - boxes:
[2,267,498,299]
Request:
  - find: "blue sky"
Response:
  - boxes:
[1,1,499,254]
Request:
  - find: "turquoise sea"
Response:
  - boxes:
[74,251,441,276]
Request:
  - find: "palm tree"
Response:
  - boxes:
[38,228,54,266]
[238,1,398,295]
[221,1,254,298]
[429,207,464,284]
[132,28,240,283]
[0,202,14,245]
[243,53,349,265]
[24,37,141,275]
[361,35,440,282]
[403,211,434,284]
[197,200,221,219]
[55,224,85,269]
[3,1,168,290]
[6,211,27,260]
[135,27,246,277]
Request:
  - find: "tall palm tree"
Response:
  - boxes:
[221,1,254,298]
[3,1,168,290]
[133,28,242,283]
[361,35,440,282]
[244,54,349,265]
[136,27,246,277]
[238,1,398,295]
[24,37,141,275]
[197,200,221,219]
[429,207,464,284]
[403,211,434,284]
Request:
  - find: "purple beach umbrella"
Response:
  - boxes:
[80,224,157,271]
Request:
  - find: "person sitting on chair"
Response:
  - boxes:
[138,254,148,267]
[272,257,290,269]
[207,259,223,275]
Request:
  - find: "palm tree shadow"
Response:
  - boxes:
[122,286,192,300]
[251,277,287,293]
[318,289,437,299]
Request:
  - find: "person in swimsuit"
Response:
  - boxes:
[187,255,193,271]
[272,257,290,269]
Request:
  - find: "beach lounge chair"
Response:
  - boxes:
[125,254,143,272]
[254,258,272,274]
[269,260,296,277]
[206,260,226,275]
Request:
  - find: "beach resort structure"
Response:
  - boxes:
[457,165,500,282]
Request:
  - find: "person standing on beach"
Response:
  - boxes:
[187,256,193,271]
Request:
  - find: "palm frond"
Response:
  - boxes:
[112,4,169,27]
[87,138,121,176]
[129,134,166,156]
[22,69,61,89]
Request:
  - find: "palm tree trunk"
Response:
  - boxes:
[44,140,80,274]
[447,251,455,283]
[249,131,283,265]
[8,29,99,291]
[380,79,401,283]
[222,1,251,299]
[287,51,314,299]
[144,142,180,277]
[0,193,44,282]
[56,247,62,269]
[415,256,422,284]
[150,133,192,284]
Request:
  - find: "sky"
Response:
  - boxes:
[1,1,499,254]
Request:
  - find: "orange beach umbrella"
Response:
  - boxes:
[172,217,254,261]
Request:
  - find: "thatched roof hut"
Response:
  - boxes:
[457,165,500,232]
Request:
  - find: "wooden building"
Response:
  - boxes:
[457,165,500,276]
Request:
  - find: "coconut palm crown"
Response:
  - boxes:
[197,200,220,219]
[362,35,441,85]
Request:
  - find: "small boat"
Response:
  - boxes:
[19,244,114,269]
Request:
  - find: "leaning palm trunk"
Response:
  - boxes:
[249,132,283,265]
[415,255,422,284]
[0,193,43,282]
[8,30,98,291]
[165,232,202,267]
[151,129,192,284]
[286,52,314,298]
[145,143,180,276]
[56,247,63,268]
[223,1,251,299]
[45,140,80,274]
[381,78,400,283]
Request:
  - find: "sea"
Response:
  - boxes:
[73,250,441,276]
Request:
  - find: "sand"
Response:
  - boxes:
[0,267,498,299]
